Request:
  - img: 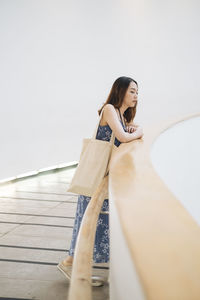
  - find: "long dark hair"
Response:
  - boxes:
[98,76,138,124]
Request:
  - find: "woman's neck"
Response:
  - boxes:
[119,103,128,115]
[118,105,127,127]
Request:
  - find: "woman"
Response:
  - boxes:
[57,76,143,285]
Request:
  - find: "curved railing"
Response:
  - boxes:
[68,112,200,300]
[109,112,200,300]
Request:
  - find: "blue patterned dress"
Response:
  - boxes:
[68,120,126,263]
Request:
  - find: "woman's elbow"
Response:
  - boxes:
[116,134,127,143]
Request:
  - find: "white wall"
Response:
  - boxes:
[151,116,200,226]
[1,0,200,180]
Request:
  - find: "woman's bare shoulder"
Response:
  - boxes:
[103,104,116,114]
[104,103,113,109]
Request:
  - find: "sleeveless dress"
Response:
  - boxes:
[68,120,126,263]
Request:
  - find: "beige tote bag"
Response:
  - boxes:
[67,108,115,197]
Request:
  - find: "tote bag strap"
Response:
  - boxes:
[92,107,115,145]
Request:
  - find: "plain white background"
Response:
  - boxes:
[0,0,200,180]
[151,116,200,226]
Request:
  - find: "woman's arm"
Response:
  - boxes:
[125,121,139,133]
[102,104,143,143]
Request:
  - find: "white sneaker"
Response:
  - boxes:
[91,276,105,287]
[57,262,72,280]
[57,262,105,287]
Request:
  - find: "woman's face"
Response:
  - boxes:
[123,81,138,108]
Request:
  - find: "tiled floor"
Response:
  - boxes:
[0,167,109,300]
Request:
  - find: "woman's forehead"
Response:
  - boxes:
[129,81,138,90]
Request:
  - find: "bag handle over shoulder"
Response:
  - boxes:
[92,107,115,145]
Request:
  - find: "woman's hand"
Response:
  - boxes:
[126,124,143,139]
[135,126,144,138]
[126,123,139,133]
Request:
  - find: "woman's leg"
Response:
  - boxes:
[62,255,73,266]
[61,194,91,266]
[60,197,109,265]
[58,196,109,286]
[93,198,109,263]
